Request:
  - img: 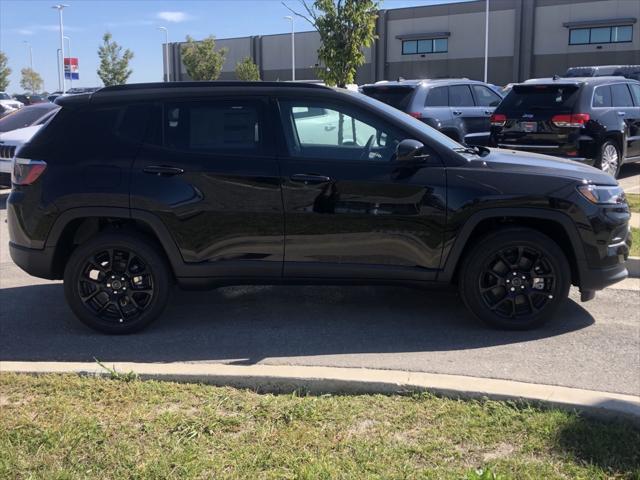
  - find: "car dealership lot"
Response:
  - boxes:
[1,189,638,396]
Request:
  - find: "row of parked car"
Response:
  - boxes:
[359,65,640,178]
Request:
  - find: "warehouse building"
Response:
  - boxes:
[163,0,640,86]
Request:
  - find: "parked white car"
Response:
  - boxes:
[0,125,43,184]
[0,92,24,111]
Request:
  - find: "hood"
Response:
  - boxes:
[480,148,617,186]
[0,125,42,145]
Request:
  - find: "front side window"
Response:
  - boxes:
[471,85,502,107]
[449,85,475,107]
[611,84,634,107]
[165,101,261,153]
[592,85,612,107]
[279,99,405,162]
[569,25,633,45]
[402,38,448,55]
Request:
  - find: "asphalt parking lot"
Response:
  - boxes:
[1,176,639,396]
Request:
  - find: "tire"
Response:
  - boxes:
[458,227,571,330]
[595,140,622,178]
[63,231,172,334]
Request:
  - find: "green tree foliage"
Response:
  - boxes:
[0,51,11,91]
[97,32,134,87]
[288,0,379,87]
[181,35,228,81]
[20,68,43,93]
[235,57,261,81]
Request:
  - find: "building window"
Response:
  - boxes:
[402,38,448,55]
[569,25,633,45]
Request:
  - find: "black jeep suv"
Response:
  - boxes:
[490,77,640,178]
[7,82,632,333]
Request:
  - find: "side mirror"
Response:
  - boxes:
[395,139,429,164]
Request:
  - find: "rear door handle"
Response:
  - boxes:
[484,110,493,115]
[617,111,626,116]
[143,165,184,176]
[290,173,331,184]
[452,110,463,116]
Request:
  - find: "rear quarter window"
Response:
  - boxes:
[361,86,416,110]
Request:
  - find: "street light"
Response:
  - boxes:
[63,35,72,89]
[284,16,295,81]
[52,4,69,94]
[483,0,489,83]
[157,26,170,82]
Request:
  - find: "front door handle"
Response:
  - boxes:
[617,111,626,116]
[290,173,331,184]
[143,165,185,176]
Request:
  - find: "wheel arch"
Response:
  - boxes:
[439,208,587,286]
[45,207,184,279]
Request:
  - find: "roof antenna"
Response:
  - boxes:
[397,76,405,82]
[552,74,560,80]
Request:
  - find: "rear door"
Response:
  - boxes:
[448,84,484,144]
[612,82,640,158]
[130,96,284,278]
[276,96,447,281]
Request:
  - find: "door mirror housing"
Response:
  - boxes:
[395,139,430,164]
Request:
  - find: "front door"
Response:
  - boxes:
[276,97,447,281]
[130,96,284,278]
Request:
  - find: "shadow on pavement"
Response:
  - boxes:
[0,283,595,363]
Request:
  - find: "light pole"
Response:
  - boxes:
[23,41,34,93]
[158,26,170,82]
[52,4,69,94]
[64,35,72,89]
[284,16,295,81]
[483,0,489,83]
[56,48,62,91]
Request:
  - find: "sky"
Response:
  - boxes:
[0,0,470,93]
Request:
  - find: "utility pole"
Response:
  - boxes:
[52,4,69,94]
[158,26,170,82]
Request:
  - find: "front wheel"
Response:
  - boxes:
[458,228,571,330]
[64,231,171,334]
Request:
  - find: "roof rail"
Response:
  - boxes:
[97,81,332,93]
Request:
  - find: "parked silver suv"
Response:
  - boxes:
[360,78,503,146]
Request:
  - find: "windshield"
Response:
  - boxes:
[361,86,416,110]
[0,104,58,133]
[352,91,464,150]
[0,93,11,100]
[498,85,579,113]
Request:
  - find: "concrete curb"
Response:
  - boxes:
[2,361,639,424]
[627,256,640,278]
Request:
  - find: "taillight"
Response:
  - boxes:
[409,111,422,119]
[490,113,506,127]
[12,157,47,185]
[551,113,590,128]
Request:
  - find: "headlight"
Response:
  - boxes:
[577,184,626,205]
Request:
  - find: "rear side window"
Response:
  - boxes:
[498,85,579,113]
[592,85,612,107]
[361,86,415,110]
[449,85,474,107]
[425,86,448,107]
[611,84,634,107]
[471,85,502,107]
[630,83,640,106]
[165,101,261,153]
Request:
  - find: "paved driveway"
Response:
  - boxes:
[1,190,638,396]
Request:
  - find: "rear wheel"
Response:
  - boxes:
[595,140,621,178]
[64,231,171,334]
[459,228,571,330]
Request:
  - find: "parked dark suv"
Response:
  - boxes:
[361,79,503,146]
[8,82,631,333]
[490,77,640,178]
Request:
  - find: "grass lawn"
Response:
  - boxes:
[631,227,639,257]
[626,193,640,214]
[1,374,639,479]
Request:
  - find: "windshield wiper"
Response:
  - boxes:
[453,145,490,157]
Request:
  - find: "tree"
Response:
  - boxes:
[0,51,11,91]
[97,32,134,86]
[286,0,379,87]
[20,68,43,93]
[235,57,260,81]
[181,35,228,81]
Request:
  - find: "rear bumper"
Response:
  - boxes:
[9,241,59,280]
